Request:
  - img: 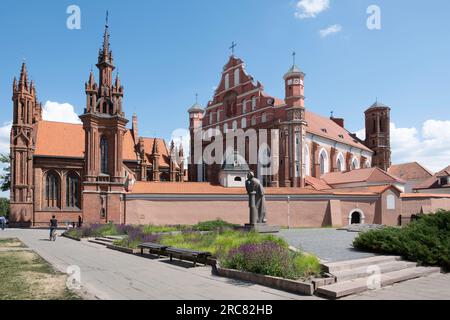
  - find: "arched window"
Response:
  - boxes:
[336,153,345,172]
[66,173,80,209]
[100,136,109,175]
[251,96,257,111]
[45,172,60,208]
[304,144,311,176]
[319,149,329,175]
[351,157,360,170]
[223,123,228,133]
[241,118,247,129]
[251,116,257,126]
[234,69,240,86]
[232,120,238,130]
[225,73,230,90]
[365,159,371,169]
[242,99,247,114]
[261,112,267,123]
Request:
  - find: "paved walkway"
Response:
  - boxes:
[0,229,318,300]
[1,229,449,300]
[343,273,450,300]
[278,228,376,262]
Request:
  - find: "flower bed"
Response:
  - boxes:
[220,241,321,281]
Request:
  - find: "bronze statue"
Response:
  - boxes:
[245,171,267,224]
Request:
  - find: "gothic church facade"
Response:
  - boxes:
[9,23,184,227]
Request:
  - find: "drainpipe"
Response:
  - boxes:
[287,195,291,229]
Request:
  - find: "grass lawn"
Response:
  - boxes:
[0,238,81,300]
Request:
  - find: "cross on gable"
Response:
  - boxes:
[229,42,237,56]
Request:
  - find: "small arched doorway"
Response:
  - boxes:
[351,212,361,224]
[348,209,365,225]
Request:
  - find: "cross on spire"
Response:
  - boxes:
[229,41,237,56]
[195,93,198,104]
[106,10,109,27]
[292,51,296,67]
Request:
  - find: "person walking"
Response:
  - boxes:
[0,216,6,230]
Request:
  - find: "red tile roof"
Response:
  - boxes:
[388,162,433,180]
[34,121,169,167]
[436,165,450,177]
[34,121,85,158]
[401,193,450,199]
[305,111,372,152]
[322,167,404,185]
[305,176,332,190]
[130,182,389,196]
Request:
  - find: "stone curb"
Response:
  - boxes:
[214,266,314,296]
[106,244,141,254]
[61,233,81,242]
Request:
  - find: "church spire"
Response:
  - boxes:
[19,62,29,89]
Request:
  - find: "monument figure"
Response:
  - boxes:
[245,171,267,223]
[244,171,279,233]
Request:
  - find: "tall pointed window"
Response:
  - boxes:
[319,149,328,175]
[100,136,109,174]
[234,69,240,86]
[45,172,60,208]
[66,173,80,209]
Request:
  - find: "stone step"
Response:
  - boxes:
[104,235,125,240]
[95,237,115,243]
[88,238,113,246]
[317,266,441,299]
[332,261,417,282]
[323,255,402,273]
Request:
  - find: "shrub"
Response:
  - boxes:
[192,220,238,231]
[220,241,321,280]
[353,210,450,270]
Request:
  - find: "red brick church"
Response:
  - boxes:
[188,53,391,188]
[9,22,184,227]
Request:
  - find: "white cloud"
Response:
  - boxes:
[169,128,191,169]
[42,101,81,124]
[0,122,12,154]
[295,0,330,19]
[319,24,342,38]
[356,121,450,173]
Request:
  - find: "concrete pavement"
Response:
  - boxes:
[0,228,318,300]
[1,228,449,300]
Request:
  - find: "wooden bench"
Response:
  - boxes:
[166,247,212,267]
[138,243,169,258]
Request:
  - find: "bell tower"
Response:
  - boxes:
[10,63,42,226]
[364,101,391,171]
[281,52,307,188]
[79,14,128,224]
[188,95,204,182]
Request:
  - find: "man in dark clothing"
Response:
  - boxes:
[78,215,83,228]
[50,215,58,240]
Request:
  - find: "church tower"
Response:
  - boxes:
[364,101,391,171]
[188,96,204,182]
[10,63,42,226]
[280,53,307,187]
[79,15,128,224]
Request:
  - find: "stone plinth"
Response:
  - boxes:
[242,223,280,234]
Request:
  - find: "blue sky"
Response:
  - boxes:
[0,0,449,178]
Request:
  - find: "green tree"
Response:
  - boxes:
[0,153,10,192]
[0,198,9,218]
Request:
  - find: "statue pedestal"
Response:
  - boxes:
[243,223,280,234]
